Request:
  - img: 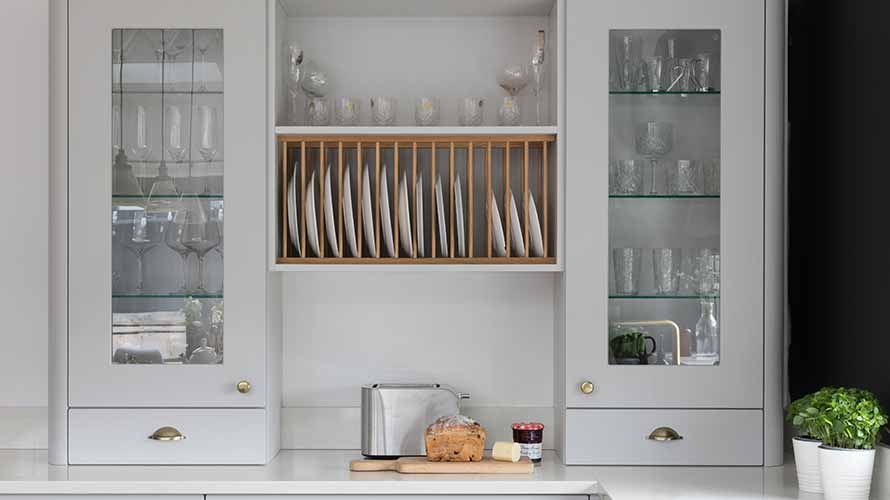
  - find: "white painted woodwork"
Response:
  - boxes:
[69,409,267,465]
[564,409,763,465]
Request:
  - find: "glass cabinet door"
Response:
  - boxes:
[68,0,266,407]
[564,0,765,408]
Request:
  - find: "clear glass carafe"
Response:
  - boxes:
[693,299,719,360]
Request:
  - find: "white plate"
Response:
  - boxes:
[361,165,377,258]
[305,171,320,257]
[416,176,424,257]
[435,176,448,256]
[380,165,395,257]
[398,173,413,255]
[286,166,301,256]
[490,192,506,257]
[455,175,466,257]
[528,192,544,257]
[342,167,358,257]
[323,168,340,258]
[509,189,525,257]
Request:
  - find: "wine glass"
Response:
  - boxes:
[286,44,303,125]
[129,104,152,161]
[122,206,163,292]
[165,202,191,292]
[195,30,221,92]
[112,29,138,92]
[213,204,224,294]
[634,121,674,194]
[165,104,187,162]
[529,30,546,125]
[179,198,220,293]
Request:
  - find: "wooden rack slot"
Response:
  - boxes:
[277,134,555,265]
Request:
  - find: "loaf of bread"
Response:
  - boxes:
[424,415,486,462]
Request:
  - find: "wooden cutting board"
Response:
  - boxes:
[350,456,534,474]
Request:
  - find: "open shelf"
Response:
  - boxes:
[113,292,224,299]
[609,294,720,300]
[276,126,559,137]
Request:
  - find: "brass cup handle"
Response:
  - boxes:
[237,380,252,394]
[647,426,684,442]
[148,426,186,441]
[580,381,595,394]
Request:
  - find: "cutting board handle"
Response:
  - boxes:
[350,459,399,472]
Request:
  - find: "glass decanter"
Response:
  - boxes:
[693,299,719,362]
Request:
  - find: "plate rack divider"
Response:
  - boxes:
[277,134,557,265]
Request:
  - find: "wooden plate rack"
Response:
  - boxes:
[277,134,556,264]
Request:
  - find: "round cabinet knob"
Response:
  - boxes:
[647,426,684,442]
[579,381,595,394]
[236,380,252,394]
[148,426,186,441]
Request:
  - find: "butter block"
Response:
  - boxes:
[492,441,521,462]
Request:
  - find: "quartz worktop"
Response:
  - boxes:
[0,450,815,498]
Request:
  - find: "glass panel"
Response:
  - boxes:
[608,30,720,367]
[111,29,224,365]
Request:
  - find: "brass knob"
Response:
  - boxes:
[647,426,684,441]
[148,426,185,441]
[580,381,595,394]
[236,380,251,394]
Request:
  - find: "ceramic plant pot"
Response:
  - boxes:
[792,436,822,493]
[818,445,876,500]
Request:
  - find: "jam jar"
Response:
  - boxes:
[512,422,544,463]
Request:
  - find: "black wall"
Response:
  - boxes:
[788,0,890,420]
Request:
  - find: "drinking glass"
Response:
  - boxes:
[692,248,720,295]
[634,121,674,194]
[370,97,397,126]
[497,64,528,96]
[286,44,303,125]
[179,198,220,293]
[300,61,328,98]
[612,247,642,295]
[305,97,331,126]
[122,206,163,291]
[112,103,122,157]
[693,53,714,91]
[643,56,664,92]
[165,207,191,292]
[609,160,644,195]
[668,58,695,92]
[615,35,642,91]
[335,97,361,125]
[457,98,484,126]
[165,104,188,162]
[530,30,546,125]
[195,30,221,92]
[198,105,218,162]
[666,160,702,195]
[694,299,719,359]
[129,104,152,161]
[414,97,440,126]
[652,248,682,295]
[498,96,521,126]
[703,158,720,195]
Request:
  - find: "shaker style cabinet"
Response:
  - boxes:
[556,0,784,465]
[49,0,280,464]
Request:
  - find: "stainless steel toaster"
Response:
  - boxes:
[361,383,469,458]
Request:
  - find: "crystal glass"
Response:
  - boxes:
[668,57,696,92]
[414,97,440,126]
[370,97,397,126]
[129,104,152,161]
[497,64,528,96]
[652,248,682,295]
[666,160,702,195]
[614,35,642,91]
[198,105,218,162]
[179,197,220,293]
[286,44,303,125]
[195,30,221,92]
[498,96,521,126]
[612,247,642,295]
[634,121,674,194]
[643,56,664,92]
[693,299,719,360]
[457,98,484,126]
[165,205,191,292]
[162,29,191,92]
[305,97,331,126]
[165,104,188,162]
[703,158,720,195]
[609,160,644,195]
[335,97,361,125]
[693,53,715,91]
[121,206,163,291]
[530,30,546,125]
[300,60,328,98]
[691,248,721,295]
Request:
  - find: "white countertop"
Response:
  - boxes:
[0,450,804,498]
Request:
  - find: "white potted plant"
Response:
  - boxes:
[787,387,836,493]
[814,387,887,500]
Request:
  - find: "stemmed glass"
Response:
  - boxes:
[497,64,528,125]
[165,104,188,162]
[129,104,152,161]
[165,204,191,292]
[286,45,303,125]
[214,204,224,293]
[197,105,219,193]
[529,30,546,125]
[122,206,163,292]
[195,30,221,92]
[635,121,674,194]
[179,197,220,293]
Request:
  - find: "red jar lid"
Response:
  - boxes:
[512,422,545,431]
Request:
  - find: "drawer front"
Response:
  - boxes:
[69,409,266,464]
[565,409,763,465]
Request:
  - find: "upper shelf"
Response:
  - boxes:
[280,0,556,17]
[276,126,559,137]
[609,90,720,95]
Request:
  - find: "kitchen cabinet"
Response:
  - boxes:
[555,0,784,465]
[49,0,280,465]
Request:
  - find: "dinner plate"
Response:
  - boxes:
[305,171,320,257]
[342,167,358,257]
[528,192,544,257]
[416,176,424,257]
[509,189,525,257]
[380,165,395,257]
[435,176,448,256]
[490,192,506,257]
[286,165,301,256]
[455,175,466,257]
[323,168,340,258]
[398,172,413,255]
[362,165,377,258]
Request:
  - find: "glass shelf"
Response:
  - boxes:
[113,292,224,299]
[112,193,223,199]
[610,90,720,95]
[609,194,719,199]
[609,294,720,300]
[112,89,224,95]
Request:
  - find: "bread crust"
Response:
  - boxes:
[424,415,487,462]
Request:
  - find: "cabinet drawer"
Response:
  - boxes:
[564,409,763,465]
[69,409,266,464]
